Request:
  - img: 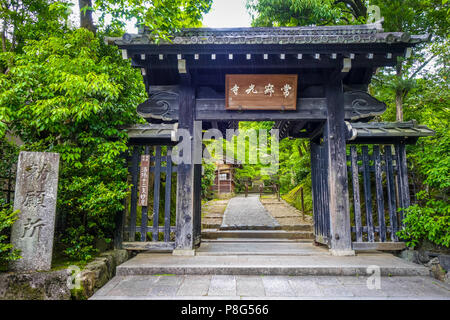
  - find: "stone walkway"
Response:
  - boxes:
[89,194,450,300]
[220,195,280,230]
[91,274,450,300]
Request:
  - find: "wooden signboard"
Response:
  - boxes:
[225,74,298,110]
[138,155,150,207]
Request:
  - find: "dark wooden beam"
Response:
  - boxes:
[174,85,197,253]
[125,43,408,56]
[137,88,386,122]
[325,74,353,255]
[196,98,327,121]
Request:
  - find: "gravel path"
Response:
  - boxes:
[220,195,280,229]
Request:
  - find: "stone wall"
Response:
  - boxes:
[0,269,71,300]
[398,248,450,284]
[72,249,131,300]
[0,249,130,300]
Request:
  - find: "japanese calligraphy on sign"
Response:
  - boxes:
[10,151,60,272]
[225,74,298,110]
[138,155,150,207]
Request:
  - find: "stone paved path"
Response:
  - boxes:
[220,195,280,230]
[91,274,450,300]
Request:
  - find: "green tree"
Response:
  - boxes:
[382,40,449,248]
[370,0,449,121]
[0,1,71,54]
[247,0,449,121]
[0,28,146,260]
[247,0,450,238]
[0,0,214,261]
[0,139,20,266]
[82,0,212,40]
[246,0,368,27]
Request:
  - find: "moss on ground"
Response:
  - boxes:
[8,282,46,300]
[70,284,87,300]
[282,184,313,215]
[51,251,90,271]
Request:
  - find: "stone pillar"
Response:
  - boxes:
[10,151,60,271]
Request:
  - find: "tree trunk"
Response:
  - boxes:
[297,144,304,157]
[395,63,403,121]
[78,0,96,33]
[395,90,404,121]
[1,20,7,52]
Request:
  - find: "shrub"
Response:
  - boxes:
[282,181,313,215]
[398,199,450,248]
[201,163,216,199]
[0,28,146,261]
[0,202,21,265]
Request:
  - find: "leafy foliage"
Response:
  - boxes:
[387,40,450,248]
[0,0,213,263]
[398,200,450,248]
[247,0,450,247]
[0,138,19,266]
[0,28,146,260]
[201,162,216,200]
[246,0,368,27]
[0,201,21,265]
[0,1,72,54]
[94,0,213,41]
[282,183,313,214]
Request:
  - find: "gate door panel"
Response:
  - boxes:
[122,144,177,251]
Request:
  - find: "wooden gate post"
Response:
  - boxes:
[310,140,331,246]
[174,85,199,255]
[325,76,354,256]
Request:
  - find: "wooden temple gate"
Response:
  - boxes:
[109,22,433,255]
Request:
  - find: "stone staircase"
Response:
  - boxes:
[102,198,430,280]
[201,195,315,241]
[202,229,314,240]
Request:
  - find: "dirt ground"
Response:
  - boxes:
[260,194,313,229]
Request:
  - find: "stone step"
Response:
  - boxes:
[202,229,315,240]
[196,242,330,256]
[219,225,283,231]
[202,223,221,229]
[280,224,313,231]
[116,253,430,277]
[202,238,312,243]
[203,214,224,218]
[202,223,313,232]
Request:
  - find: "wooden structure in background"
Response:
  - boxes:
[109,22,433,255]
[212,162,238,196]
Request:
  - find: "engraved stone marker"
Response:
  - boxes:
[10,151,60,272]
